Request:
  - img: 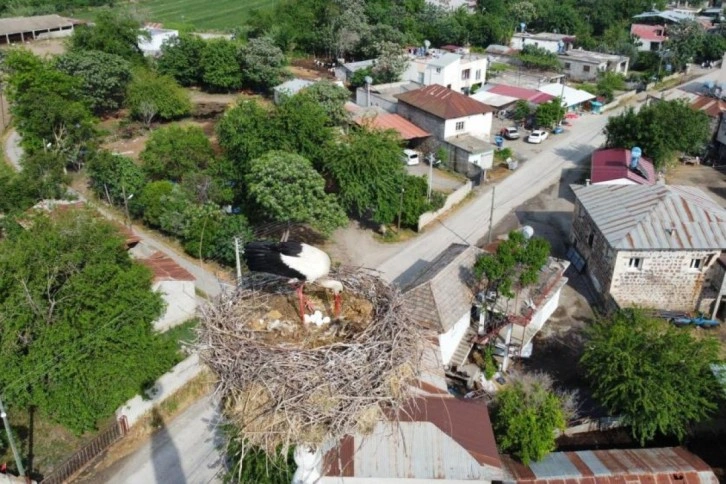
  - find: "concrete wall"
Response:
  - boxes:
[153,280,197,332]
[609,249,719,311]
[355,88,398,112]
[511,36,562,54]
[418,181,472,230]
[397,103,445,139]
[438,312,471,366]
[116,354,203,427]
[443,112,492,140]
[563,60,605,82]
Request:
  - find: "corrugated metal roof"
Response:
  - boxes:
[139,251,195,282]
[396,84,494,120]
[590,148,656,185]
[488,84,554,104]
[691,95,726,118]
[354,112,430,140]
[572,184,726,250]
[503,447,717,484]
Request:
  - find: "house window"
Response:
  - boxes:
[475,69,481,80]
[436,67,442,73]
[587,233,594,247]
[564,62,571,70]
[628,257,642,269]
[690,258,702,270]
[418,72,424,83]
[455,121,465,131]
[583,65,591,73]
[462,69,470,80]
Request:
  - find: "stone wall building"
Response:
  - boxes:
[570,184,726,314]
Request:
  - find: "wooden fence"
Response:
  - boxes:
[40,416,129,484]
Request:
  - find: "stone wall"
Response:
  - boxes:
[397,102,445,140]
[609,249,719,311]
[570,200,614,294]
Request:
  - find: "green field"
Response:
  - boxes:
[77,0,278,31]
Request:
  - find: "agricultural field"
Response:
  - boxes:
[77,0,278,31]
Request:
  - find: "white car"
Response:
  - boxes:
[527,130,549,144]
[402,149,420,165]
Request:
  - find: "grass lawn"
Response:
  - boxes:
[75,0,279,31]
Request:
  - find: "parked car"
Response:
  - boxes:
[501,126,520,140]
[527,130,549,144]
[402,149,420,165]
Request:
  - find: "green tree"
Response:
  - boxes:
[19,150,70,201]
[246,151,347,234]
[580,308,722,445]
[370,41,409,83]
[518,45,562,71]
[595,72,626,103]
[665,20,705,70]
[492,374,568,464]
[3,50,96,163]
[325,126,406,223]
[604,100,710,168]
[399,174,445,228]
[238,37,288,91]
[86,151,147,206]
[297,81,351,126]
[272,95,333,169]
[157,34,206,86]
[126,69,192,125]
[69,11,145,62]
[0,210,180,433]
[201,38,243,92]
[473,230,550,298]
[136,180,175,225]
[181,206,252,264]
[55,50,132,116]
[140,125,214,181]
[535,97,566,129]
[216,101,276,174]
[512,100,532,123]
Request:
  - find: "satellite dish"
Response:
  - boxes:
[521,226,534,240]
[424,39,431,50]
[364,76,373,86]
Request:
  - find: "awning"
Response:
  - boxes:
[537,83,596,108]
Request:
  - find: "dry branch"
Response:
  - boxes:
[198,268,425,455]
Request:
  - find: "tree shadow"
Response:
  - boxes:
[151,406,187,484]
[392,258,435,290]
[514,210,573,259]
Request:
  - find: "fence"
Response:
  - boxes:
[558,416,624,437]
[40,416,129,484]
[417,180,472,231]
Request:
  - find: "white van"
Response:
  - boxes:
[402,149,420,165]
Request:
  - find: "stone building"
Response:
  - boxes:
[570,184,726,313]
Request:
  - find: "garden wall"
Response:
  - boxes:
[417,180,472,231]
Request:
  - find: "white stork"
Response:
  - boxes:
[243,241,343,321]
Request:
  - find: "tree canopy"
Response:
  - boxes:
[0,210,180,433]
[604,100,710,168]
[55,50,132,116]
[492,373,569,464]
[126,69,192,124]
[245,151,347,234]
[580,308,722,445]
[157,34,206,87]
[238,37,288,91]
[69,11,145,62]
[535,97,566,129]
[473,230,550,298]
[518,45,562,71]
[86,151,147,205]
[140,125,214,182]
[296,81,351,127]
[201,38,243,92]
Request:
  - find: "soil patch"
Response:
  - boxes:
[290,58,337,81]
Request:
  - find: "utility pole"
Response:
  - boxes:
[234,237,242,284]
[121,182,131,227]
[0,397,24,477]
[487,186,496,244]
[397,188,405,232]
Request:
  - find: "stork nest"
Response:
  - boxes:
[198,268,425,454]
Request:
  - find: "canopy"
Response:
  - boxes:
[537,83,596,108]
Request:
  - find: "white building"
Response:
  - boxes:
[558,49,630,82]
[402,49,488,94]
[424,0,477,11]
[630,24,668,52]
[510,31,574,54]
[138,27,178,57]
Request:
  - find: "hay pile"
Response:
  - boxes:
[199,269,425,453]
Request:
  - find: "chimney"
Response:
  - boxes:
[630,147,642,170]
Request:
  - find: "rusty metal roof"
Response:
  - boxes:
[690,95,726,118]
[139,251,195,282]
[503,447,717,484]
[323,396,503,480]
[572,184,726,250]
[354,112,430,140]
[396,84,494,120]
[402,244,481,332]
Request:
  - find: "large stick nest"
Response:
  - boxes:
[198,268,425,453]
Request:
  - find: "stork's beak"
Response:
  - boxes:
[334,293,342,318]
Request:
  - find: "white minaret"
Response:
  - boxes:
[292,445,322,484]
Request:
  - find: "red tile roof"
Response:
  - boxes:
[139,251,195,282]
[691,95,726,118]
[396,84,494,119]
[354,112,430,139]
[503,447,716,484]
[488,84,554,104]
[630,24,667,42]
[591,148,656,185]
